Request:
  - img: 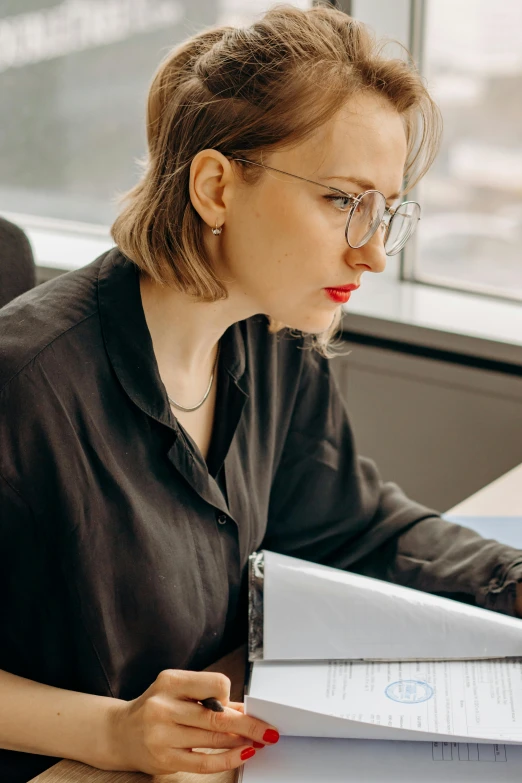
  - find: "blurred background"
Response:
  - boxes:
[1,0,521,300]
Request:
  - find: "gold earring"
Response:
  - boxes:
[211,220,223,236]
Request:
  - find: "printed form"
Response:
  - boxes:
[248,657,522,742]
[242,737,522,783]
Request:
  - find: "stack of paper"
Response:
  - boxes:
[243,737,522,783]
[248,656,522,744]
[243,518,522,780]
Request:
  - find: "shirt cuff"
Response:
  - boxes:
[479,559,522,617]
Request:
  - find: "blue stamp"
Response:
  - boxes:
[385,679,434,704]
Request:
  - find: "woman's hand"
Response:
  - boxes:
[105,669,280,775]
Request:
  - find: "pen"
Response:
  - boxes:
[200,697,225,712]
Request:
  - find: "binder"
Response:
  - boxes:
[245,517,522,747]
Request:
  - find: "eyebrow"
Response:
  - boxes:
[324,175,401,202]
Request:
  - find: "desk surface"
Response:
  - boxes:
[447,462,522,516]
[31,462,522,783]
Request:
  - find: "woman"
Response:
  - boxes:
[1,5,522,781]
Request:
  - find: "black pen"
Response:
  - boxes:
[200,697,225,712]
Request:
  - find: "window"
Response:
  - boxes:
[0,0,310,231]
[410,0,522,302]
[352,0,522,303]
[6,0,519,305]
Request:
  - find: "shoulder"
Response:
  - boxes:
[0,250,113,393]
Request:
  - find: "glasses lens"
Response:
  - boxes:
[346,191,386,249]
[385,201,421,255]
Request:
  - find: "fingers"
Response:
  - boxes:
[173,727,249,750]
[156,669,231,705]
[166,745,258,774]
[175,701,280,746]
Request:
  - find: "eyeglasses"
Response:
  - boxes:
[231,158,420,256]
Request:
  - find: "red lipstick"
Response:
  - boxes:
[324,284,359,304]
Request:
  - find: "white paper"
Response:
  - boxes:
[242,736,522,783]
[246,658,522,743]
[261,550,522,661]
[246,697,485,743]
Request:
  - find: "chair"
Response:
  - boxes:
[0,215,36,309]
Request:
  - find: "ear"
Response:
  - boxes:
[189,149,234,230]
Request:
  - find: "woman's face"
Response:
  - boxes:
[196,93,408,334]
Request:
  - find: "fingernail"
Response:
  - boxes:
[241,747,256,761]
[253,741,264,748]
[262,729,280,744]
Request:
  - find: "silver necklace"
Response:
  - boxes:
[167,346,219,413]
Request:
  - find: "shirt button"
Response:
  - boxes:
[217,514,228,526]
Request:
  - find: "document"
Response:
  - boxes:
[242,736,522,783]
[246,658,522,743]
[244,519,522,781]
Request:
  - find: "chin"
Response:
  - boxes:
[274,308,339,336]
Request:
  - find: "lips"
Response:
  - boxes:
[324,284,360,304]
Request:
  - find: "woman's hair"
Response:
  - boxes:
[111,3,441,353]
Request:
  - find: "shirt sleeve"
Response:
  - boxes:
[264,346,522,617]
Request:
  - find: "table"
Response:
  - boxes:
[31,462,522,783]
[447,462,522,516]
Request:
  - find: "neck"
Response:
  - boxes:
[139,273,250,378]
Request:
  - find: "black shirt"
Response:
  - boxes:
[1,248,522,782]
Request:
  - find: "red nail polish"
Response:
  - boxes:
[253,741,264,748]
[241,747,256,761]
[262,729,280,744]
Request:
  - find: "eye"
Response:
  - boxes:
[324,194,353,212]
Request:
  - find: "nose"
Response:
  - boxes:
[346,229,387,274]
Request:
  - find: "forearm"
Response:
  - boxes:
[354,516,522,616]
[0,668,124,770]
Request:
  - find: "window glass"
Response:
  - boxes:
[415,0,522,301]
[0,0,309,227]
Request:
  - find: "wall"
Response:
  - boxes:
[330,341,522,512]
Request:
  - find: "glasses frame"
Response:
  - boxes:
[231,157,421,256]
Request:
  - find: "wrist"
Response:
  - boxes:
[96,697,134,772]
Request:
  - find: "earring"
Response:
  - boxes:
[211,220,223,236]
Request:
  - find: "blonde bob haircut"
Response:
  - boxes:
[112,3,441,353]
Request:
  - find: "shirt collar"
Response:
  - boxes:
[97,248,247,426]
